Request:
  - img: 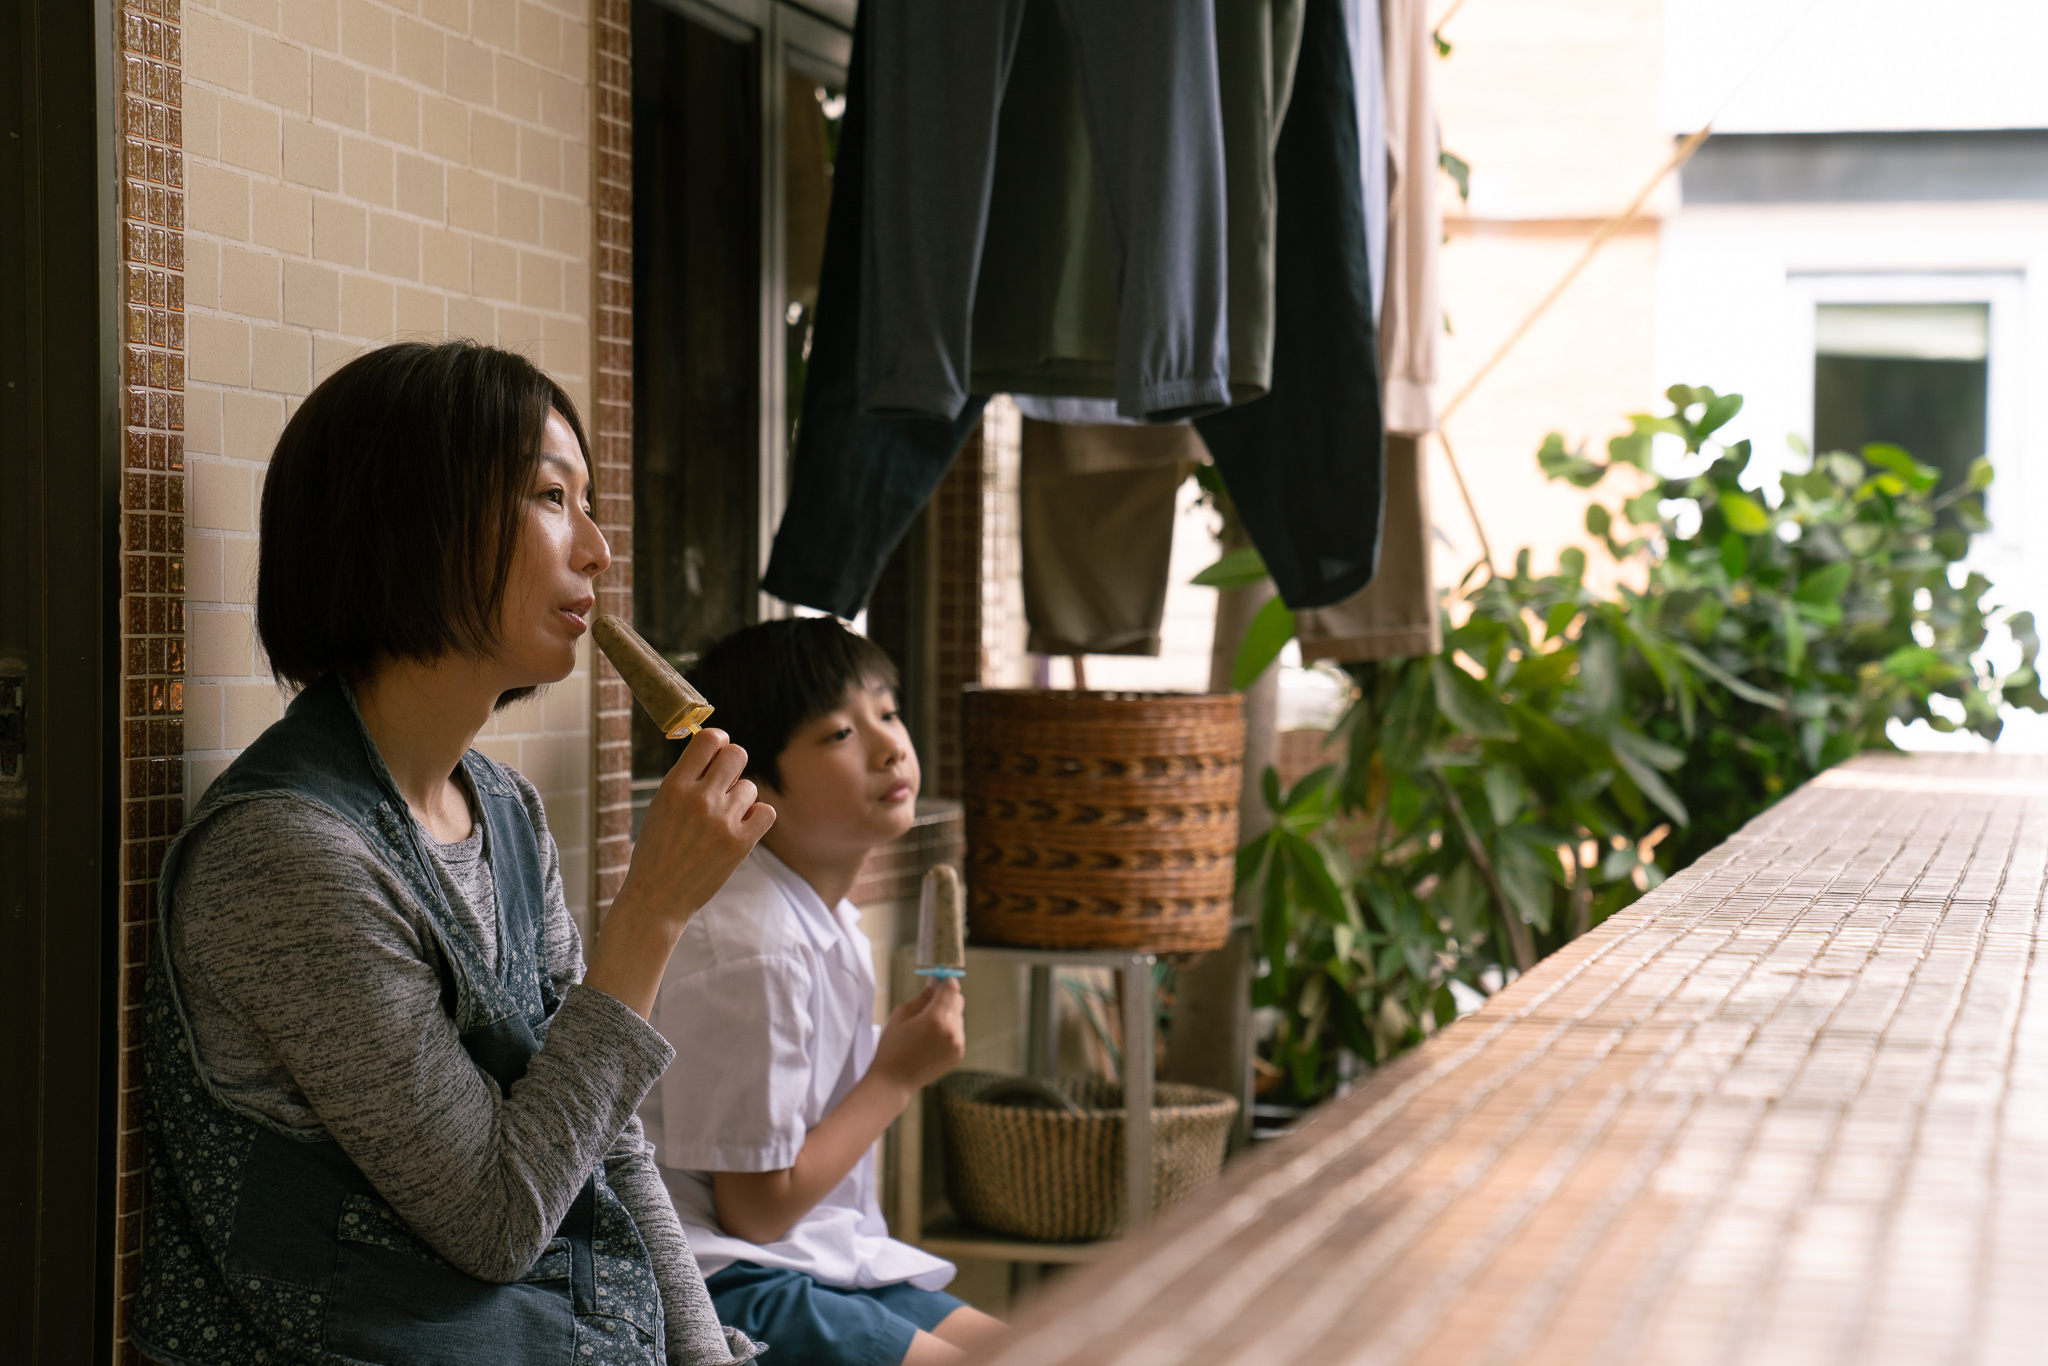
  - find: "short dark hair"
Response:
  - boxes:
[256,340,590,690]
[687,617,900,789]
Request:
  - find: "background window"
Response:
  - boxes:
[1813,302,1989,497]
[631,2,762,782]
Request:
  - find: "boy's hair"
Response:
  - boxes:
[256,340,590,691]
[687,618,901,790]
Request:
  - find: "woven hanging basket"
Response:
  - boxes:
[962,689,1244,954]
[935,1071,1239,1242]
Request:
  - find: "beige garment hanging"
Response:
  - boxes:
[1292,0,1439,663]
[1020,419,1198,657]
[1294,434,1439,662]
[1378,0,1439,438]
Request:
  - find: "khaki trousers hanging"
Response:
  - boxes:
[1020,419,1198,657]
[1294,434,1439,662]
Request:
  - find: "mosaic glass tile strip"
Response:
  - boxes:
[592,0,635,923]
[113,1,184,1360]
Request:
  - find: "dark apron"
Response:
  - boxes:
[136,674,666,1366]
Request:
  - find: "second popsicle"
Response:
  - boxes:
[915,864,967,979]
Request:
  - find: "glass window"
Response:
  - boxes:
[628,1,858,800]
[630,2,762,782]
[1813,302,1989,498]
[785,65,843,458]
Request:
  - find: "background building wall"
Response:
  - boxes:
[177,0,600,920]
[1427,0,1669,588]
[1654,0,2048,749]
[1663,0,2048,135]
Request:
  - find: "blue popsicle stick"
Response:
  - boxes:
[914,966,967,978]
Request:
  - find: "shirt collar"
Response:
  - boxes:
[753,845,862,956]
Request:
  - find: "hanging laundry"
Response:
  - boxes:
[1019,419,1199,657]
[1293,0,1439,659]
[971,0,1302,415]
[762,1,987,620]
[858,0,1232,425]
[1344,0,1390,320]
[1196,0,1386,613]
[1009,394,1133,426]
[1287,0,1436,663]
[1379,0,1440,436]
[1294,435,1440,660]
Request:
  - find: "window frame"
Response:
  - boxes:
[645,0,851,626]
[1787,269,2027,594]
[630,0,853,828]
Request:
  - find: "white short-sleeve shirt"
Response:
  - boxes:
[641,846,955,1291]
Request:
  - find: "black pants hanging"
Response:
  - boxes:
[1197,0,1387,612]
[761,1,986,619]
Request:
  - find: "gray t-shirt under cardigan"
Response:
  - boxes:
[168,771,752,1365]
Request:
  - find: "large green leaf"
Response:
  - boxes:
[1608,729,1689,825]
[1696,391,1743,441]
[1431,657,1517,740]
[1624,488,1663,525]
[1607,414,1678,470]
[1493,838,1554,933]
[1781,598,1807,675]
[1862,443,1939,493]
[1279,829,1356,927]
[1719,490,1770,535]
[1231,594,1297,690]
[1719,533,1746,579]
[1609,723,1684,771]
[1484,765,1528,826]
[1576,630,1619,717]
[1672,642,1787,709]
[1881,645,1946,680]
[1794,560,1853,608]
[1537,433,1606,487]
[1377,662,1437,773]
[1192,546,1270,590]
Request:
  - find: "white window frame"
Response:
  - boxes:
[1786,269,2029,602]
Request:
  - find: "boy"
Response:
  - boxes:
[641,618,1004,1365]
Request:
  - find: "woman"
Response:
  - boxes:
[137,342,774,1366]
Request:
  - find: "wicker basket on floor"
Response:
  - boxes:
[935,1070,1238,1242]
[961,689,1244,954]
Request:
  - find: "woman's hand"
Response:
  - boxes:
[622,728,776,929]
[584,729,775,1018]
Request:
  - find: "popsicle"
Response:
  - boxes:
[915,864,967,979]
[591,614,715,738]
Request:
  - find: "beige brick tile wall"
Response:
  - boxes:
[182,0,598,923]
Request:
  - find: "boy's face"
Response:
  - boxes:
[761,678,921,859]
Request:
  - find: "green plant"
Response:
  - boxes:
[1211,387,2045,1106]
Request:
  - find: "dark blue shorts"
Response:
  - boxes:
[707,1262,967,1366]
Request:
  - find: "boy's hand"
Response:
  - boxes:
[620,728,777,930]
[871,980,966,1094]
[715,979,964,1244]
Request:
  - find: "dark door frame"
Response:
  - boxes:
[0,0,126,1360]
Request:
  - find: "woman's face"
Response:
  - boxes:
[492,410,610,688]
